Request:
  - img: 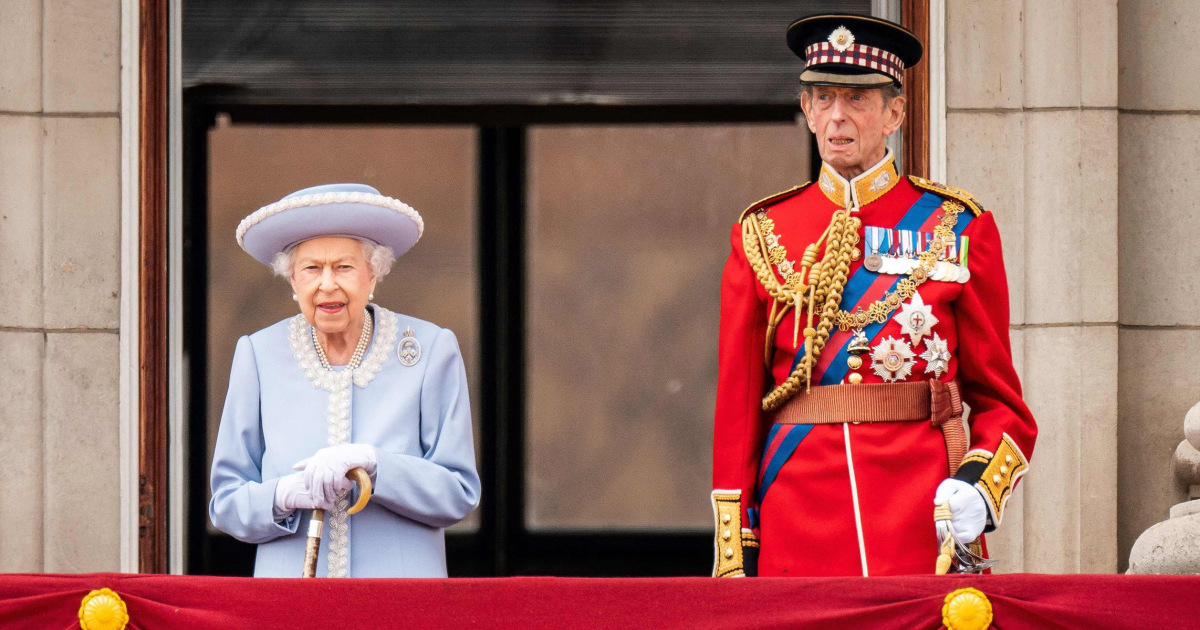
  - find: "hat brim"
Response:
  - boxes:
[239,198,423,265]
[800,67,896,87]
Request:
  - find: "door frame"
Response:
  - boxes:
[134,0,938,573]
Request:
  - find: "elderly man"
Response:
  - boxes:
[711,14,1037,577]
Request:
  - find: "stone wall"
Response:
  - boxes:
[0,0,123,572]
[1117,0,1200,572]
[944,0,1120,573]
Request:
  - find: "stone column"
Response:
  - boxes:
[1117,1,1200,572]
[945,0,1119,573]
[0,0,124,573]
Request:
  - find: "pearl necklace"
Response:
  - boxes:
[311,309,373,370]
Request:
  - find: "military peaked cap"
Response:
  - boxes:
[787,14,923,88]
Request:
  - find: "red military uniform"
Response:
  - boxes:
[711,151,1037,577]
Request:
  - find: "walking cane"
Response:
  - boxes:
[302,467,373,578]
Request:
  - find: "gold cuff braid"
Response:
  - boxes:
[712,491,747,577]
[975,434,1029,525]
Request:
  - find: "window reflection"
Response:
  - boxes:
[526,124,811,530]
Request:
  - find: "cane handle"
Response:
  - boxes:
[346,466,373,515]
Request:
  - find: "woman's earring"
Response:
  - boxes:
[369,292,374,300]
[292,294,298,301]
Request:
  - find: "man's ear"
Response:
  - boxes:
[883,96,907,137]
[799,91,818,135]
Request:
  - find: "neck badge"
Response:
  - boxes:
[896,290,938,345]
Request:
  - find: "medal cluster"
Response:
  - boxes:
[836,202,962,331]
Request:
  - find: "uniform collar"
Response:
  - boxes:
[816,148,899,209]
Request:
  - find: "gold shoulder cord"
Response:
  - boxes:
[744,209,862,412]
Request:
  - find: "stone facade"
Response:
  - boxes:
[945,0,1119,573]
[0,0,1192,574]
[0,0,123,573]
[1117,0,1200,572]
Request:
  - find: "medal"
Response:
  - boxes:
[896,290,938,345]
[920,333,952,378]
[864,226,884,272]
[870,336,916,382]
[880,229,900,274]
[846,328,870,370]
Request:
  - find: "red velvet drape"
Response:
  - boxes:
[1,573,1195,629]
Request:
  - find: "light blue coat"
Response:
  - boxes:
[209,305,480,577]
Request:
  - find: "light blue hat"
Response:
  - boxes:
[236,183,424,265]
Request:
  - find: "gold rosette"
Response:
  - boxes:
[78,588,129,630]
[941,587,992,630]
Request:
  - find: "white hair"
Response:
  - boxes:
[271,238,396,280]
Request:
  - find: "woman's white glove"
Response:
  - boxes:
[293,444,378,508]
[273,471,327,519]
[933,478,988,543]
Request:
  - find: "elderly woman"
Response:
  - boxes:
[209,183,480,578]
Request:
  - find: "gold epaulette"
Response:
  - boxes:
[907,176,986,217]
[737,182,812,223]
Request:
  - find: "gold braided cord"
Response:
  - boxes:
[761,210,861,411]
[834,201,962,331]
[742,218,799,303]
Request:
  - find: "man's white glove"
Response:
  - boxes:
[293,443,378,508]
[273,471,327,519]
[933,478,988,543]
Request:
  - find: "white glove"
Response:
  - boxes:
[273,471,328,519]
[933,478,988,543]
[293,443,377,508]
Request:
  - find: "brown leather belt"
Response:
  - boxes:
[772,380,968,476]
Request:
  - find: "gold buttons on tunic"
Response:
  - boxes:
[999,465,1009,475]
[1005,455,1013,465]
[724,548,734,559]
[848,373,864,385]
[722,514,731,524]
[722,530,731,541]
[992,474,1002,484]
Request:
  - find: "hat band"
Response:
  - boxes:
[804,42,905,83]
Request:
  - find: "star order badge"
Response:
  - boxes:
[828,26,855,52]
[896,290,938,345]
[920,333,951,378]
[870,337,916,382]
[398,326,421,366]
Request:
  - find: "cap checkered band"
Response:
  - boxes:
[804,42,905,83]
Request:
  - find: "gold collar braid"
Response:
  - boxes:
[817,149,899,209]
